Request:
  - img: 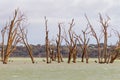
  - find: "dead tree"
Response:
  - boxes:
[63,19,77,63]
[3,9,23,64]
[2,9,35,64]
[56,23,63,63]
[85,14,102,63]
[68,19,77,63]
[1,26,8,61]
[72,39,77,63]
[83,30,89,63]
[99,13,110,63]
[74,23,90,63]
[49,44,56,61]
[109,47,119,63]
[44,17,51,63]
[76,28,90,63]
[19,27,35,64]
[109,30,120,63]
[113,29,120,47]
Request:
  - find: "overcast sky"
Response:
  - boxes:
[0,0,120,45]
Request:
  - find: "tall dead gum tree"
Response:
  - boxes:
[44,17,51,63]
[81,30,90,63]
[68,19,77,63]
[63,19,77,63]
[49,44,56,61]
[85,14,110,63]
[75,27,90,63]
[19,27,35,63]
[1,26,8,61]
[85,14,102,63]
[3,9,23,64]
[56,23,63,63]
[99,13,110,63]
[2,9,34,64]
[85,14,119,64]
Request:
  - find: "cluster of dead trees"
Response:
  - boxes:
[0,9,120,64]
[44,14,120,64]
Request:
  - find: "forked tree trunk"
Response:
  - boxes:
[19,25,35,64]
[72,45,77,63]
[67,19,77,63]
[109,46,120,63]
[3,10,17,64]
[80,30,89,63]
[85,14,105,63]
[110,52,118,63]
[68,50,72,63]
[23,38,35,63]
[99,13,110,63]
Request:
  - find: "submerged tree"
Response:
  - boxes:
[75,27,90,63]
[99,13,111,63]
[1,26,8,61]
[63,19,77,63]
[49,44,56,61]
[85,14,119,64]
[109,30,120,63]
[19,27,35,63]
[3,9,23,64]
[44,17,51,63]
[85,14,102,63]
[2,9,34,64]
[56,23,63,63]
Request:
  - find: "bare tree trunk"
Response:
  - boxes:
[44,17,50,63]
[110,53,118,63]
[110,47,120,63]
[63,19,77,63]
[46,32,50,63]
[68,51,72,63]
[60,53,63,62]
[56,42,61,63]
[85,45,88,63]
[81,52,85,62]
[56,23,63,63]
[99,13,110,63]
[23,38,35,63]
[1,39,4,61]
[97,43,101,63]
[85,14,101,63]
[50,47,55,61]
[3,10,17,64]
[72,45,77,63]
[67,19,77,63]
[103,32,107,63]
[19,25,35,63]
[81,30,89,63]
[1,27,7,61]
